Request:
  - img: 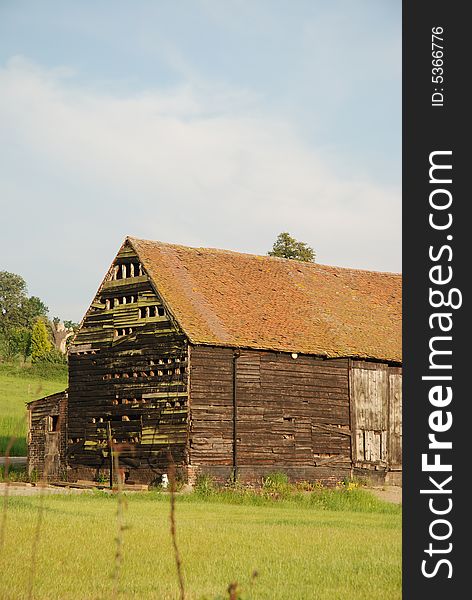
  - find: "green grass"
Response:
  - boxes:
[204,487,398,513]
[0,490,401,600]
[0,362,67,456]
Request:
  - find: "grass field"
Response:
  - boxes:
[0,490,401,600]
[0,363,68,455]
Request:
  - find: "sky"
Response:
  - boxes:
[0,0,401,322]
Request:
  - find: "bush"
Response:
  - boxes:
[0,360,67,381]
[31,319,52,363]
[39,347,67,365]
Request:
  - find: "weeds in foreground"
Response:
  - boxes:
[27,439,53,600]
[168,454,185,600]
[0,437,16,553]
[0,464,30,483]
[190,472,399,514]
[108,426,127,600]
[1,452,399,599]
[27,482,45,600]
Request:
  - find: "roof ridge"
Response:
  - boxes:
[127,236,401,277]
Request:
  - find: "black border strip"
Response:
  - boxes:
[403,2,468,596]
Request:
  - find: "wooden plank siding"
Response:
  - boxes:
[66,245,189,484]
[188,346,352,485]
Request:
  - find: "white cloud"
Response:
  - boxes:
[0,56,400,320]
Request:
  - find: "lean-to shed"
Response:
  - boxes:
[28,237,402,485]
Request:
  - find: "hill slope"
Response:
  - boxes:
[0,363,67,456]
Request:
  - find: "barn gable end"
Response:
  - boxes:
[66,240,189,484]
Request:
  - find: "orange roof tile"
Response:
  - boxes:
[128,237,401,363]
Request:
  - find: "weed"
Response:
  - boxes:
[0,464,28,482]
[194,473,217,496]
[261,471,291,499]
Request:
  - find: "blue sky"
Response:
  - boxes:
[0,0,401,321]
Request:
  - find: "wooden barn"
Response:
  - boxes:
[27,237,402,486]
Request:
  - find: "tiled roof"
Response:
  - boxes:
[128,237,401,363]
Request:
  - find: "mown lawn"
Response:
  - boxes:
[0,363,68,455]
[0,491,401,600]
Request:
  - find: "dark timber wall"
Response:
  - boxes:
[188,346,352,485]
[27,391,68,481]
[67,244,188,484]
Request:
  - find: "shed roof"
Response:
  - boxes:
[127,237,401,363]
[26,390,68,407]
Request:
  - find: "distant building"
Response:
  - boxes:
[28,237,402,486]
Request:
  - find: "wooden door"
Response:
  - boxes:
[350,361,402,469]
[44,431,60,478]
[388,370,402,468]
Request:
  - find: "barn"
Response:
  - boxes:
[27,237,402,487]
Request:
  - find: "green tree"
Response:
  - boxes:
[23,296,48,326]
[0,271,48,359]
[31,319,52,363]
[0,271,27,336]
[0,326,32,361]
[0,271,48,335]
[10,327,32,361]
[268,232,316,262]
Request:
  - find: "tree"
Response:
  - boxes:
[268,232,316,262]
[31,319,52,363]
[0,271,48,335]
[0,271,28,336]
[23,296,48,327]
[9,327,32,361]
[0,326,32,361]
[0,271,49,360]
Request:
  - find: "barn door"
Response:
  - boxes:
[350,363,388,464]
[388,369,402,468]
[44,415,60,478]
[350,362,402,469]
[44,433,60,477]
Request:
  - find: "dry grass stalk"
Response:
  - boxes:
[168,451,185,600]
[108,425,127,599]
[27,444,50,600]
[0,436,16,554]
[228,581,238,600]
